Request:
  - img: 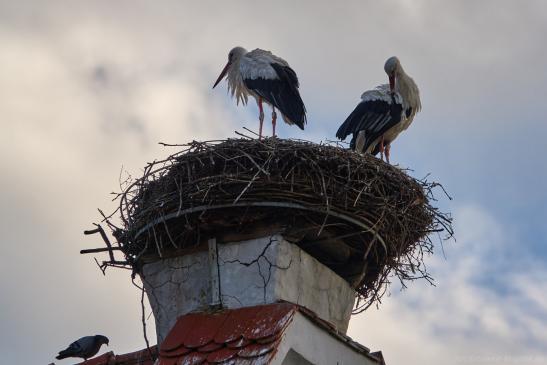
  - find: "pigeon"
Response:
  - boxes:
[55,335,109,361]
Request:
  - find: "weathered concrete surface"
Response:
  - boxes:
[274,240,355,334]
[142,235,355,343]
[272,312,380,365]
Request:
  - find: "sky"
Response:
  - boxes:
[0,1,546,364]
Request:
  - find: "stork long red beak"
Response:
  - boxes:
[213,62,231,89]
[389,75,395,92]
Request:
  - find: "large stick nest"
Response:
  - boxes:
[103,137,452,312]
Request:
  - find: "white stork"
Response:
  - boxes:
[213,46,307,138]
[336,56,421,163]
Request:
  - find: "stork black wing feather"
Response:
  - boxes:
[336,100,389,139]
[243,63,306,129]
[336,96,403,153]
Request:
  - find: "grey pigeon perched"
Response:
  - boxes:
[55,335,109,360]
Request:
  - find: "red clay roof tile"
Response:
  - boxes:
[114,347,155,364]
[78,352,113,365]
[178,351,207,365]
[225,337,251,349]
[161,313,202,352]
[255,334,278,344]
[160,345,191,358]
[77,347,157,365]
[237,341,278,358]
[157,357,179,365]
[185,311,230,348]
[205,347,239,363]
[242,303,295,340]
[213,306,263,343]
[196,341,224,353]
[158,303,296,365]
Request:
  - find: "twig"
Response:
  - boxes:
[132,279,155,360]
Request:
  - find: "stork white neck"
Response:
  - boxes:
[394,66,421,116]
[226,47,249,105]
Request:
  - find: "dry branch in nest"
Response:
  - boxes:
[85,137,453,312]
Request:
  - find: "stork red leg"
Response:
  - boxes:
[257,97,264,139]
[272,107,277,137]
[379,136,385,161]
[385,143,391,164]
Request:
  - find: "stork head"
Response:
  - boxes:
[213,46,247,88]
[384,56,400,92]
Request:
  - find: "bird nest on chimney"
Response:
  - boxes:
[90,137,452,312]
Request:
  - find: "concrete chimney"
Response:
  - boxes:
[141,235,355,343]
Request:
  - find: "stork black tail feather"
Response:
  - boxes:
[269,63,306,129]
[336,116,353,140]
[336,102,370,141]
[283,91,306,129]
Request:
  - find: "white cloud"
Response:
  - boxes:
[348,204,547,365]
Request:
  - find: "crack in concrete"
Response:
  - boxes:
[221,236,292,303]
[142,258,202,321]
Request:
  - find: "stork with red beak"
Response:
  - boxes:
[213,47,307,138]
[336,56,421,163]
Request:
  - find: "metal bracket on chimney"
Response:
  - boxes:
[208,237,222,307]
